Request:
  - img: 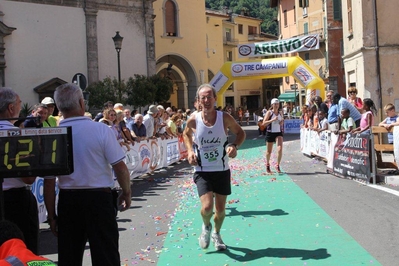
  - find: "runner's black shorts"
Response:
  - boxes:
[265,132,283,143]
[193,169,231,197]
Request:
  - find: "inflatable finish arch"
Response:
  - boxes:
[209,56,325,107]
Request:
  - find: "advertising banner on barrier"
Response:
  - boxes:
[32,136,186,223]
[332,134,370,180]
[284,119,302,134]
[318,131,330,158]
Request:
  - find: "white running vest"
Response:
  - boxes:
[194,111,229,172]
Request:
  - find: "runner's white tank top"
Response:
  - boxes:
[194,111,229,172]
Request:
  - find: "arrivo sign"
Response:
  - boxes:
[238,34,320,58]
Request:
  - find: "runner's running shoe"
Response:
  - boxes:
[276,164,282,173]
[212,232,227,251]
[266,164,272,174]
[199,223,212,249]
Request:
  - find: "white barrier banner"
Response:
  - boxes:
[318,131,330,158]
[301,128,332,159]
[394,127,399,164]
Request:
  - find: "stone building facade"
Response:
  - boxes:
[0,0,155,105]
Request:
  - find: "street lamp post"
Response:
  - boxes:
[112,31,123,84]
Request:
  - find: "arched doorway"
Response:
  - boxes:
[156,54,198,110]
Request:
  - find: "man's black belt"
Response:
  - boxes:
[5,187,31,192]
[61,188,112,193]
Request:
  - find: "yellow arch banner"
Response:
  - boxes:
[209,56,325,107]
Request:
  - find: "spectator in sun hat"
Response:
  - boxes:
[143,105,158,139]
[41,97,58,127]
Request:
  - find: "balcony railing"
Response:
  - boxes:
[248,34,266,41]
[223,36,239,46]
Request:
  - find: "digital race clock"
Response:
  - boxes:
[0,127,74,178]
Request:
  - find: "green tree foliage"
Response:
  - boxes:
[86,74,173,109]
[86,77,121,109]
[125,74,173,107]
[125,74,156,107]
[150,74,174,104]
[205,0,278,36]
[20,103,33,118]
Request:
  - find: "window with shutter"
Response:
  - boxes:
[347,0,353,33]
[333,0,342,21]
[238,24,243,34]
[299,0,309,8]
[165,0,177,36]
[284,10,287,27]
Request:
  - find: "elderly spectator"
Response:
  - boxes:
[0,87,39,254]
[131,114,146,141]
[44,83,131,265]
[123,108,134,124]
[165,107,173,117]
[143,105,158,139]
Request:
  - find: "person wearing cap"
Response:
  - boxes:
[0,87,39,254]
[262,98,284,174]
[183,84,245,251]
[155,105,168,139]
[41,97,58,127]
[143,105,158,139]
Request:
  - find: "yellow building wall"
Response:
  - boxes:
[153,0,211,108]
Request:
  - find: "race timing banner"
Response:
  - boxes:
[238,34,320,58]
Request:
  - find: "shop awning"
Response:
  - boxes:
[278,92,298,102]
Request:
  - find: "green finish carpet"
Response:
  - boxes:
[157,138,380,266]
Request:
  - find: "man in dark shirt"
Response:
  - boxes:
[130,114,147,141]
[94,101,113,122]
[314,96,329,114]
[23,103,48,128]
